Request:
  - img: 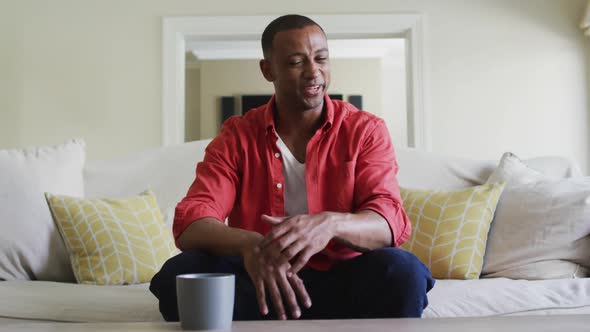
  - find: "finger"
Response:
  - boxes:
[259,218,292,248]
[277,272,301,319]
[258,242,285,263]
[277,226,304,252]
[280,239,307,264]
[289,249,314,274]
[266,278,287,320]
[254,277,268,316]
[261,214,287,226]
[289,274,312,309]
[256,246,284,270]
[259,229,288,248]
[264,231,301,257]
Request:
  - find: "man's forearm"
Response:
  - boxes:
[176,218,263,257]
[331,210,393,252]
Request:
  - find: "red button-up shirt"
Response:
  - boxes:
[174,95,411,271]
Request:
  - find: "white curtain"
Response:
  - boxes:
[582,1,590,36]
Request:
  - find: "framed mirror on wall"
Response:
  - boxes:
[163,14,429,150]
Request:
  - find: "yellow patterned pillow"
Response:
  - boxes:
[400,183,504,279]
[45,190,179,285]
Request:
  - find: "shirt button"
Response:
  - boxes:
[274,152,281,158]
[276,183,283,189]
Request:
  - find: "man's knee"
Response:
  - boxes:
[364,247,431,280]
[162,249,217,274]
[363,247,435,302]
[363,248,434,317]
[151,250,218,289]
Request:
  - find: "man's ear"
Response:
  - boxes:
[259,59,274,82]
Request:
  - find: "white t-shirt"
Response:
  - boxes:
[276,136,308,216]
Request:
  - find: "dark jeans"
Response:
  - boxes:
[150,247,435,321]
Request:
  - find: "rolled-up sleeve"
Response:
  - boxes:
[353,119,411,247]
[173,118,241,241]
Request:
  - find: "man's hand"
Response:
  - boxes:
[241,237,311,320]
[259,212,336,274]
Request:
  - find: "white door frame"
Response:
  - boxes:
[162,14,429,150]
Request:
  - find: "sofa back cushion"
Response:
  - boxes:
[396,147,582,190]
[0,139,85,281]
[84,140,583,231]
[84,140,212,228]
[396,148,496,189]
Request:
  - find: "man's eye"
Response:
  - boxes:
[289,61,302,66]
[316,57,327,62]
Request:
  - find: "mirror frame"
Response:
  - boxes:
[162,14,429,150]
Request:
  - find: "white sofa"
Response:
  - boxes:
[1,139,589,323]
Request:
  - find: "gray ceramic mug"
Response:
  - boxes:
[176,273,235,331]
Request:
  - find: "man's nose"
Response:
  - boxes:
[303,61,320,79]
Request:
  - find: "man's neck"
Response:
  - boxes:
[274,100,325,138]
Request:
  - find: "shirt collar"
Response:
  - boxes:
[264,94,334,133]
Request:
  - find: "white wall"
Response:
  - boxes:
[1,0,588,173]
[425,0,589,173]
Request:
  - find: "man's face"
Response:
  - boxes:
[261,25,331,111]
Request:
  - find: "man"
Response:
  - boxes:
[150,14,434,321]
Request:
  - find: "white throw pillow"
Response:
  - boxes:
[482,152,590,279]
[0,139,85,281]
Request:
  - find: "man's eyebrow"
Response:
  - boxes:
[287,52,307,57]
[286,48,329,57]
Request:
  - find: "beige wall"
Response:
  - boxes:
[1,0,588,173]
[198,60,270,139]
[425,1,588,173]
[192,58,383,139]
[185,67,201,142]
[330,58,382,128]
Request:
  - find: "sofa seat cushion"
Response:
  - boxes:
[1,278,590,322]
[0,281,161,322]
[424,277,590,318]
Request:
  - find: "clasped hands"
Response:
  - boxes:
[242,212,336,320]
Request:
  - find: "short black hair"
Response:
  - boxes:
[261,14,324,58]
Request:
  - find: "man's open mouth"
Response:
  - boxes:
[303,84,322,96]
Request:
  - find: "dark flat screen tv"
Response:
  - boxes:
[240,94,344,115]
